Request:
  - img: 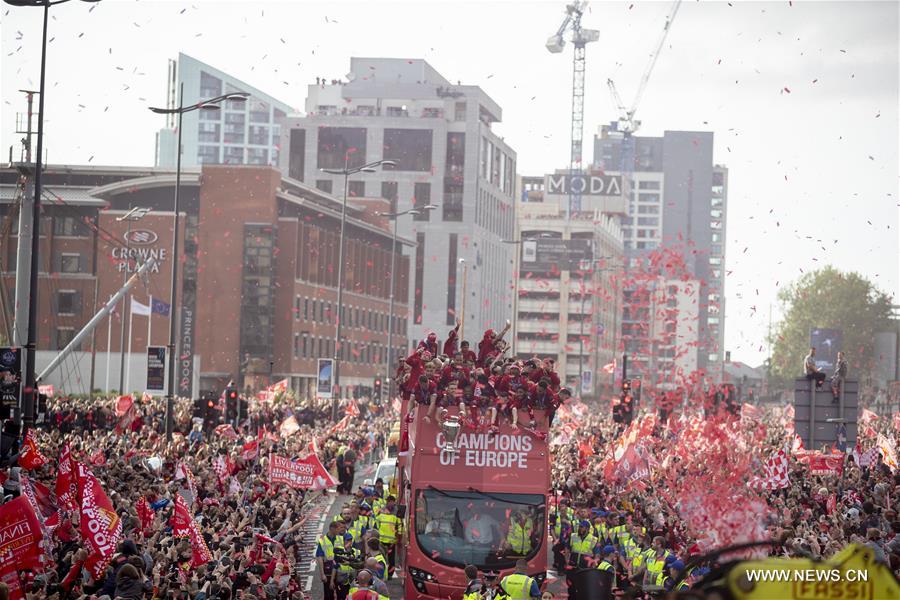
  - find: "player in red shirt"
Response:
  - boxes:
[476,320,511,367]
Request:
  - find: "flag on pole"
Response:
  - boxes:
[748,449,790,490]
[151,298,171,316]
[130,297,151,316]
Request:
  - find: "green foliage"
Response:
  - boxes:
[768,267,893,387]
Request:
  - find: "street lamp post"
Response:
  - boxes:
[321,157,396,421]
[4,0,101,434]
[377,205,437,401]
[149,88,249,442]
[116,206,151,394]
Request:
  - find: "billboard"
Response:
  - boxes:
[0,348,21,412]
[521,238,593,273]
[810,328,842,372]
[317,358,334,399]
[146,346,166,393]
[545,174,623,197]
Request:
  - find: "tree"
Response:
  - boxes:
[768,267,893,388]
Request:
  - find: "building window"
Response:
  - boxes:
[386,106,408,117]
[412,183,431,221]
[224,113,246,144]
[414,233,425,325]
[199,71,222,98]
[317,127,367,170]
[381,181,398,213]
[55,327,76,350]
[57,290,78,315]
[198,122,220,143]
[383,129,432,171]
[53,216,89,237]
[223,147,244,164]
[60,253,81,273]
[348,181,366,198]
[446,233,458,326]
[289,129,306,181]
[316,180,333,194]
[249,99,270,123]
[454,102,467,121]
[248,125,269,145]
[197,145,220,164]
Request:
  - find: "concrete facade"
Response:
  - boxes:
[278,58,517,351]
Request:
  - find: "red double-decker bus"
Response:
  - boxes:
[396,404,550,598]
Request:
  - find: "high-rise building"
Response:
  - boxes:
[594,125,728,382]
[154,53,294,169]
[513,175,624,399]
[279,58,517,351]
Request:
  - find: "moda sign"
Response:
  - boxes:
[545,174,623,197]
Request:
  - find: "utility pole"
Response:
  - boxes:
[13,90,38,351]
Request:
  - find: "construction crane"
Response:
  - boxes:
[606,0,682,146]
[546,1,599,217]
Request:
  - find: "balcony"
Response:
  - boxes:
[514,340,561,355]
[518,298,560,315]
[516,320,560,334]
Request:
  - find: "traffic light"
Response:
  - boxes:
[374,377,383,400]
[620,380,634,426]
[224,386,238,423]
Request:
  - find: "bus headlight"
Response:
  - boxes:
[409,567,437,581]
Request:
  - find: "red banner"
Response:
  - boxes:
[0,549,25,600]
[807,452,844,476]
[268,453,338,491]
[18,429,48,470]
[115,395,134,416]
[75,462,122,579]
[241,440,259,461]
[55,443,76,512]
[0,496,44,571]
[170,494,192,539]
[136,498,154,538]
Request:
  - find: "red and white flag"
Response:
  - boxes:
[215,424,239,440]
[241,440,259,461]
[268,453,338,491]
[75,462,122,578]
[136,498,154,538]
[55,443,77,512]
[748,449,790,491]
[345,402,360,417]
[212,455,230,484]
[0,497,44,571]
[601,360,616,374]
[877,434,898,472]
[855,446,879,467]
[115,395,134,416]
[278,415,300,438]
[18,429,48,470]
[0,549,25,600]
[860,408,879,427]
[170,494,192,539]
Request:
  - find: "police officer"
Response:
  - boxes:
[334,528,362,599]
[316,521,342,600]
[551,511,572,572]
[666,559,689,591]
[567,520,598,570]
[483,570,510,600]
[375,494,402,577]
[365,538,388,581]
[505,510,535,556]
[499,559,541,599]
[463,564,486,600]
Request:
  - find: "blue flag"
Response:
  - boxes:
[151,298,171,316]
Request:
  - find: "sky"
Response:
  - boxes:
[2,0,898,368]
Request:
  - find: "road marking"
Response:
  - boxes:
[303,575,313,592]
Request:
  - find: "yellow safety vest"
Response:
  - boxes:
[317,535,336,562]
[597,560,614,572]
[372,553,388,579]
[500,573,536,600]
[569,532,596,557]
[656,572,669,588]
[373,497,386,515]
[594,523,609,543]
[506,520,534,554]
[348,519,364,544]
[376,512,401,544]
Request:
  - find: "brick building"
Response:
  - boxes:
[0,164,409,400]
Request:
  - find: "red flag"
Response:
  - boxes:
[241,440,259,461]
[18,429,48,470]
[55,443,77,512]
[215,424,238,440]
[75,462,122,578]
[19,474,56,523]
[169,494,211,567]
[826,493,837,516]
[0,496,44,571]
[115,395,134,416]
[136,498,154,538]
[345,402,360,417]
[268,453,338,490]
[89,448,106,467]
[0,550,25,600]
[170,494,192,539]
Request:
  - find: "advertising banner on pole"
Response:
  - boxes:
[317,358,333,399]
[146,346,166,393]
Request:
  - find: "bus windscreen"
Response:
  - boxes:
[413,488,545,570]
